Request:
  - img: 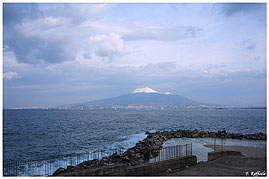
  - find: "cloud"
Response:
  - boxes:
[3,71,21,80]
[4,29,75,64]
[254,56,261,61]
[3,51,28,68]
[2,4,266,108]
[203,64,226,74]
[246,44,256,51]
[3,4,109,65]
[239,39,256,51]
[218,3,266,17]
[4,11,77,64]
[40,4,110,25]
[123,26,203,41]
[3,4,203,65]
[3,3,42,26]
[88,33,124,60]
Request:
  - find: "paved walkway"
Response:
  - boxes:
[205,144,266,158]
[151,151,266,176]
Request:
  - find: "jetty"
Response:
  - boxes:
[53,129,266,176]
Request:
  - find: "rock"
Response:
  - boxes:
[53,129,266,176]
[145,131,151,135]
[79,163,88,169]
[208,132,216,138]
[53,168,66,175]
[167,168,172,172]
[152,145,161,150]
[174,132,182,138]
[124,155,130,161]
[233,133,243,139]
[220,130,227,137]
[135,153,141,158]
[66,165,75,170]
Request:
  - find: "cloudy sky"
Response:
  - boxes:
[3,3,266,108]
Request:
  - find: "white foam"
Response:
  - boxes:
[109,130,157,151]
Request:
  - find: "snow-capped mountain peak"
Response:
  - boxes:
[132,87,158,94]
[132,87,172,95]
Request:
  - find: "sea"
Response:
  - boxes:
[3,108,266,164]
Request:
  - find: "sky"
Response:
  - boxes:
[3,3,267,108]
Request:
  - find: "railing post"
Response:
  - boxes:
[221,138,224,151]
[4,143,198,176]
[185,144,187,156]
[191,143,192,155]
[173,145,175,159]
[214,138,216,151]
[15,160,18,176]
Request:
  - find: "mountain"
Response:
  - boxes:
[80,93,202,106]
[63,87,211,109]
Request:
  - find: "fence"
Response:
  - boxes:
[3,148,124,177]
[213,138,225,151]
[3,144,192,177]
[149,143,192,163]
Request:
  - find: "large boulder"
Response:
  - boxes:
[53,168,66,175]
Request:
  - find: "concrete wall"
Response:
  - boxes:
[54,163,127,176]
[54,155,197,176]
[126,155,197,176]
[208,151,242,161]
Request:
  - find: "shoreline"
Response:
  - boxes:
[53,129,266,176]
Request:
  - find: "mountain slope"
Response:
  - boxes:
[74,92,207,107]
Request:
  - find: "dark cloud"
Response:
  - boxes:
[3,4,76,64]
[3,4,110,64]
[4,29,75,64]
[254,56,261,61]
[218,3,266,17]
[239,39,256,51]
[3,3,42,26]
[246,43,256,51]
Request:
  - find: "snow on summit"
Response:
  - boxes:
[132,87,158,93]
[132,87,172,94]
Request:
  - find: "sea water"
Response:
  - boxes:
[3,108,266,164]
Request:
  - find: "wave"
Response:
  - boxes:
[108,130,156,151]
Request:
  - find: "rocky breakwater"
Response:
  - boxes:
[53,132,169,175]
[53,129,266,176]
[148,129,266,141]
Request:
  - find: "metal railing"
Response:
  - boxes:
[4,144,193,176]
[213,138,225,151]
[3,148,124,177]
[149,143,192,163]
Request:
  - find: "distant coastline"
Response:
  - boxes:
[5,105,267,110]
